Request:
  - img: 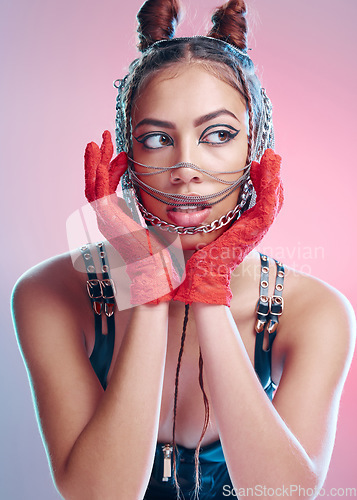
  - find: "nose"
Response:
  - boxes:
[170,162,203,185]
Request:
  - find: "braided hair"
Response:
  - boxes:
[208,0,255,161]
[117,0,263,160]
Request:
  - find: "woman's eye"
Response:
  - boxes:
[135,133,173,149]
[200,128,239,145]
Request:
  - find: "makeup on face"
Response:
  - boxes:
[130,64,249,246]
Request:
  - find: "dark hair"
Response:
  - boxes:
[117,0,263,165]
[116,1,261,497]
[137,0,181,51]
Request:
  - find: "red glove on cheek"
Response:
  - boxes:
[174,149,283,306]
[85,131,183,305]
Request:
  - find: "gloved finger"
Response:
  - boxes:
[99,130,114,167]
[250,149,282,203]
[250,150,279,188]
[84,141,100,203]
[109,152,128,194]
[95,162,111,199]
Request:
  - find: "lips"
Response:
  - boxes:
[166,203,211,227]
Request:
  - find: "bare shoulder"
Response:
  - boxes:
[12,241,124,306]
[11,248,92,349]
[273,263,356,390]
[239,252,356,348]
[282,265,356,344]
[12,249,84,314]
[232,251,355,368]
[13,250,78,292]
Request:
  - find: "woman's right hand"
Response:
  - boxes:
[174,149,283,306]
[84,130,182,304]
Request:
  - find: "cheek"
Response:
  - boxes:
[139,190,168,217]
[134,164,170,194]
[239,132,249,163]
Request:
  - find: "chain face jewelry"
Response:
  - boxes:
[114,36,274,233]
[135,180,253,235]
[126,156,251,210]
[131,170,250,208]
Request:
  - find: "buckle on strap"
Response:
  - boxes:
[101,279,116,299]
[86,279,103,300]
[256,295,271,316]
[271,295,284,316]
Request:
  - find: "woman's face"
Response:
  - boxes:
[131,63,249,250]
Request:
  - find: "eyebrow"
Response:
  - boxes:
[193,109,240,127]
[133,118,176,132]
[133,108,240,132]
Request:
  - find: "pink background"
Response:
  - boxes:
[1,0,356,497]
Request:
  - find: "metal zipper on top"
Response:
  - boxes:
[161,444,173,482]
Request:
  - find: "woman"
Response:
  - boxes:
[11,0,355,499]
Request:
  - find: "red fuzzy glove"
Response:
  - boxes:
[174,149,283,306]
[85,130,182,305]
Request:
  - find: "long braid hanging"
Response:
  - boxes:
[171,306,211,500]
[172,303,190,499]
[187,41,255,500]
[192,350,210,499]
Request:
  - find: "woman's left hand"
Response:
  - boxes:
[85,131,182,305]
[174,149,283,306]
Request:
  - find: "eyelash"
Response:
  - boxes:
[134,132,173,150]
[134,125,239,149]
[199,129,239,145]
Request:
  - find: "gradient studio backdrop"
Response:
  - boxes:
[1,0,356,498]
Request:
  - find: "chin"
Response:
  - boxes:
[149,219,228,253]
[178,229,224,252]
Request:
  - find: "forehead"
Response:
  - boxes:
[131,63,247,125]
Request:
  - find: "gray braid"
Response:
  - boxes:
[235,62,255,162]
